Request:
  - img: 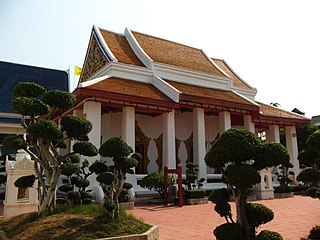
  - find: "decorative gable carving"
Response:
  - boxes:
[14,157,34,170]
[80,33,111,83]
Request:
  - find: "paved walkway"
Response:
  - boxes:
[128,196,320,240]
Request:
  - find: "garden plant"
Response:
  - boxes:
[2,82,98,214]
[140,171,165,199]
[90,136,140,219]
[297,130,320,239]
[205,128,288,240]
[185,161,206,199]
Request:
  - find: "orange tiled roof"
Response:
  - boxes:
[99,29,144,66]
[132,31,226,77]
[166,80,253,106]
[213,58,252,90]
[258,102,309,120]
[85,77,171,102]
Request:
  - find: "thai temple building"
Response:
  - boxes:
[65,26,309,192]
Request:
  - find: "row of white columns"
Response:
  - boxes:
[78,101,300,187]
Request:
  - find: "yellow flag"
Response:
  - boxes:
[74,66,82,75]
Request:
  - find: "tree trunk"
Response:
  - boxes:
[38,166,60,214]
[114,173,124,219]
[240,189,250,239]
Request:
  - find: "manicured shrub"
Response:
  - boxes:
[184,189,206,199]
[89,160,109,174]
[274,185,293,193]
[12,97,50,116]
[61,160,79,176]
[297,168,320,184]
[13,82,46,98]
[140,171,164,198]
[27,120,62,141]
[99,136,133,158]
[205,128,261,168]
[73,141,98,156]
[213,223,242,240]
[256,230,283,240]
[214,203,232,218]
[246,203,274,228]
[309,225,320,240]
[14,175,36,188]
[60,115,92,140]
[208,188,230,204]
[2,135,28,150]
[224,164,261,188]
[43,90,76,110]
[306,187,320,198]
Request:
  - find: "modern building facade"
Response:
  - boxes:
[0,61,69,154]
[65,26,309,191]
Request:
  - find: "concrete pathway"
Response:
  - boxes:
[129,196,320,240]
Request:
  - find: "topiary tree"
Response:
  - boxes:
[90,136,139,219]
[297,130,320,199]
[205,128,284,239]
[58,157,94,207]
[140,171,165,198]
[2,82,98,214]
[185,162,205,190]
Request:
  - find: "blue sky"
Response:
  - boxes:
[1,0,319,117]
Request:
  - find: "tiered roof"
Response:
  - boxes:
[75,26,309,128]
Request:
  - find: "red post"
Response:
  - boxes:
[164,165,168,205]
[177,164,183,207]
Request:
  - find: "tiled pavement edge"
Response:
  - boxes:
[129,196,320,240]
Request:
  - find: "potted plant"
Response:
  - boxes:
[184,162,206,205]
[274,162,294,198]
[119,182,134,210]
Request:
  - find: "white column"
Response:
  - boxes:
[244,115,255,133]
[193,108,206,182]
[266,124,280,176]
[267,125,280,143]
[285,126,299,183]
[101,113,111,143]
[121,106,137,188]
[163,110,176,169]
[122,107,135,149]
[83,101,101,189]
[219,111,231,134]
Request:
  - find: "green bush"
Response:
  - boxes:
[309,225,320,240]
[14,175,36,188]
[208,188,231,204]
[13,82,46,98]
[2,135,28,150]
[274,185,293,193]
[214,203,232,218]
[306,187,320,198]
[224,164,261,189]
[297,168,320,184]
[257,230,283,240]
[205,128,261,168]
[60,115,92,140]
[246,203,274,228]
[73,141,98,156]
[184,189,206,199]
[213,223,242,240]
[43,90,76,110]
[99,137,133,158]
[12,97,50,116]
[27,120,62,141]
[140,171,164,198]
